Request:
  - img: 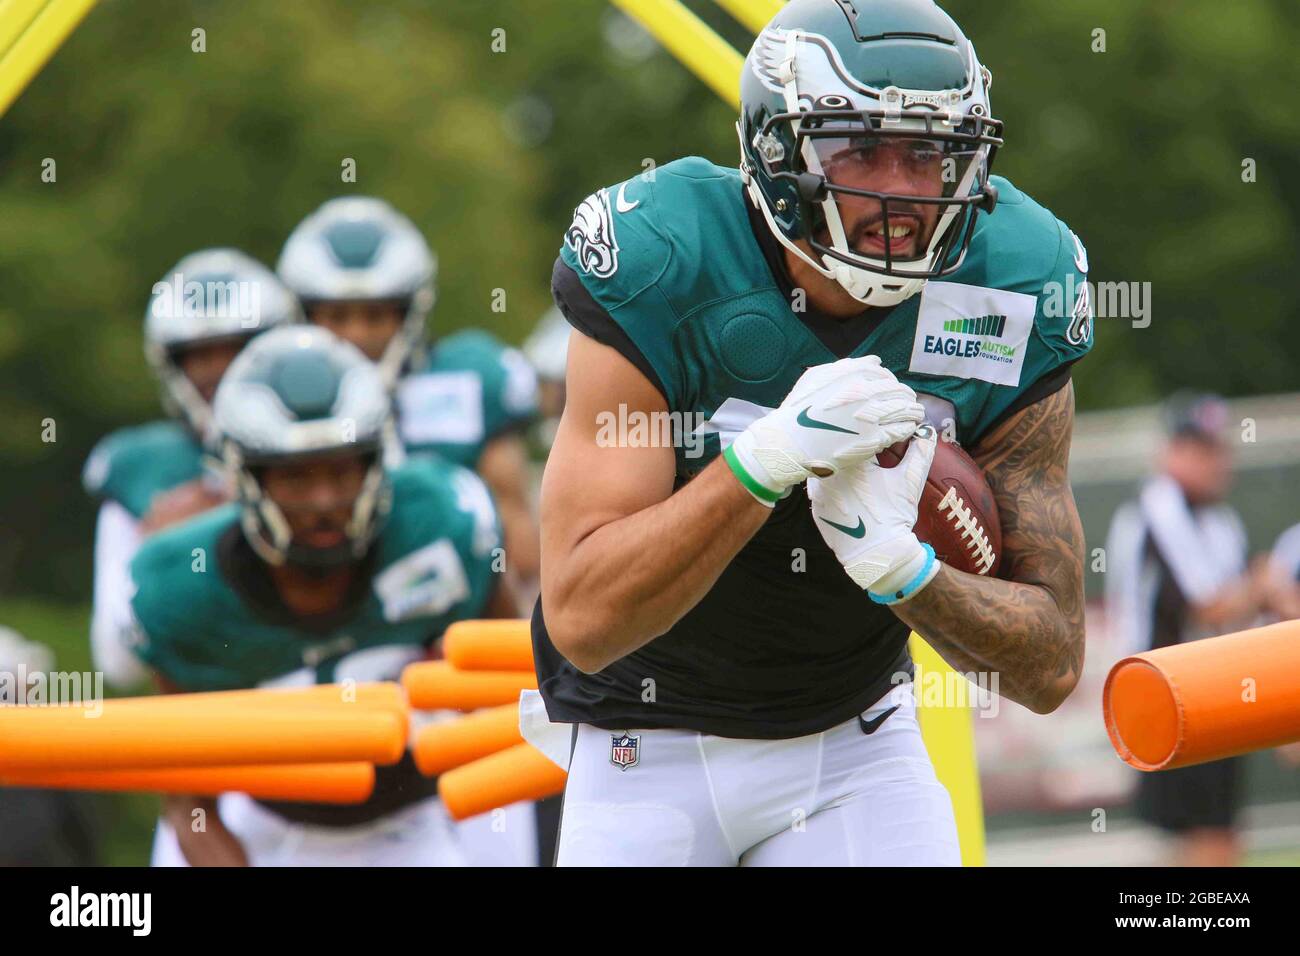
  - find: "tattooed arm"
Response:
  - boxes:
[892,382,1085,714]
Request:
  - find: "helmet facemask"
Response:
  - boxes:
[148,332,258,444]
[227,433,394,574]
[213,324,397,574]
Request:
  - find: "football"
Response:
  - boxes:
[877,435,1002,577]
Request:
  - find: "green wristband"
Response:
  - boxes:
[723,444,782,506]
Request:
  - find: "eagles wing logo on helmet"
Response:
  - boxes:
[564,188,620,278]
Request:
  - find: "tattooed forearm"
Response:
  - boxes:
[893,383,1086,713]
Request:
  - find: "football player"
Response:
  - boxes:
[523,307,571,452]
[83,249,299,688]
[531,0,1094,865]
[129,326,526,866]
[277,197,542,586]
[1267,522,1300,620]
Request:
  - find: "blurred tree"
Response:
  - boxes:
[0,0,1296,600]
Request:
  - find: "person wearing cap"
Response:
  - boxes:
[1104,392,1273,866]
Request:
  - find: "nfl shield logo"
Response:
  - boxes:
[609,733,640,771]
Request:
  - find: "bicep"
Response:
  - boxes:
[540,330,676,552]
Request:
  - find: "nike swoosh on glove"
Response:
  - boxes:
[808,424,941,602]
[725,355,923,507]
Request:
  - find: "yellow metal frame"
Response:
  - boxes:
[0,0,99,118]
[609,0,986,865]
[0,0,986,865]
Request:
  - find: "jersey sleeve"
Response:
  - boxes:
[126,526,236,690]
[378,461,503,628]
[1030,219,1094,372]
[443,465,504,617]
[83,422,205,519]
[457,331,539,440]
[90,500,150,688]
[556,166,689,409]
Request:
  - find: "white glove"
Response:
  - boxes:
[808,424,941,603]
[725,355,923,507]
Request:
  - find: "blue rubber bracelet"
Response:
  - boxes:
[868,543,937,605]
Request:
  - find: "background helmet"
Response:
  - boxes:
[276,196,436,389]
[145,248,300,441]
[213,325,395,569]
[523,307,571,384]
[739,0,1002,307]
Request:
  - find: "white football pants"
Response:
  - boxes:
[553,690,960,867]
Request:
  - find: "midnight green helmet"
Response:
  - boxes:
[213,325,395,569]
[739,0,1002,307]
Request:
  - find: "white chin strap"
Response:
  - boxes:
[740,135,923,309]
[377,285,435,390]
[828,262,923,307]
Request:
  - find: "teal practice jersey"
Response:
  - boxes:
[559,157,1091,468]
[82,420,206,519]
[535,156,1093,739]
[128,458,502,692]
[395,329,539,468]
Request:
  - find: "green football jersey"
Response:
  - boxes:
[82,420,206,519]
[396,329,539,468]
[559,157,1091,467]
[535,156,1093,739]
[128,458,502,692]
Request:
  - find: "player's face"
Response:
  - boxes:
[176,339,246,403]
[308,300,404,362]
[813,136,956,260]
[1164,437,1232,504]
[259,454,370,551]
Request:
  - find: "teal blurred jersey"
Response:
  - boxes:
[82,420,206,519]
[128,458,501,693]
[534,157,1093,739]
[396,329,539,468]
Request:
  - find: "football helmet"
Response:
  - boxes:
[145,248,300,441]
[523,307,571,383]
[739,0,1002,307]
[213,325,395,569]
[276,197,436,389]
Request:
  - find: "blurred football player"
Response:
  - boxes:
[531,0,1095,865]
[1106,392,1275,865]
[128,326,532,866]
[1266,521,1300,620]
[523,306,571,451]
[82,249,298,688]
[277,197,541,586]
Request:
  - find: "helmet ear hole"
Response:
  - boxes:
[794,171,826,203]
[980,182,999,213]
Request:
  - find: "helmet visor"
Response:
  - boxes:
[810,134,978,266]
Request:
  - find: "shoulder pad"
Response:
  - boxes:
[967,178,1094,364]
[559,157,742,310]
[83,421,205,517]
[127,505,238,680]
[429,330,539,425]
[385,459,501,561]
